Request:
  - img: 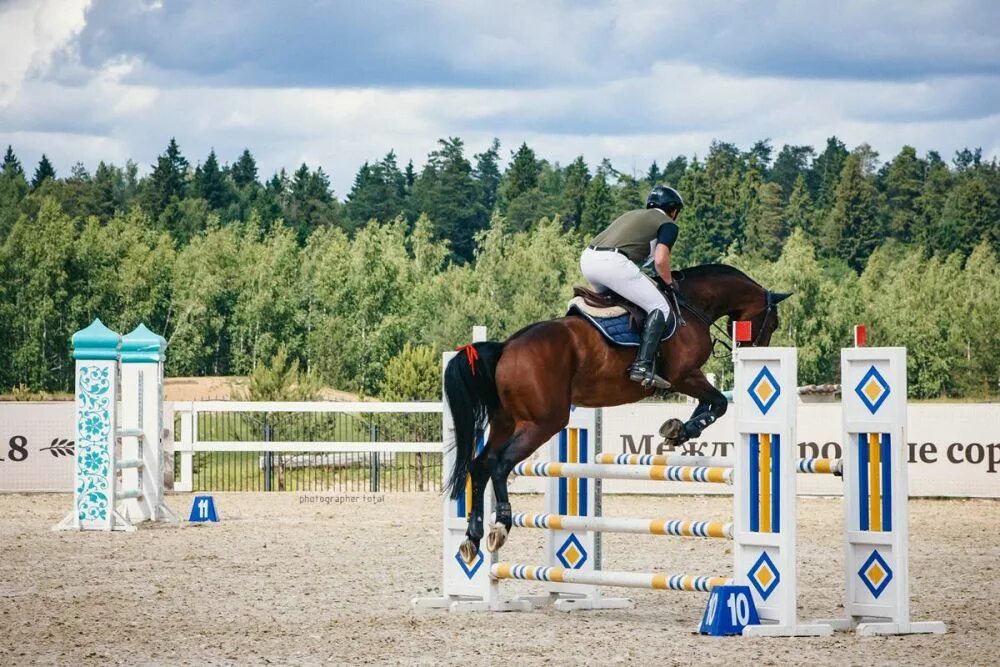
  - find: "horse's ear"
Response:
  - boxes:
[770,291,793,305]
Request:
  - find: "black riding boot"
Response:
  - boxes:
[628,309,667,385]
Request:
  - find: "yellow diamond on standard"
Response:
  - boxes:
[864,379,883,402]
[867,562,886,585]
[755,565,774,587]
[755,380,774,401]
[563,544,582,565]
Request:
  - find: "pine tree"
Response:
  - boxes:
[2,146,23,177]
[410,138,485,262]
[938,174,1000,255]
[645,161,661,185]
[195,149,230,210]
[580,167,616,237]
[662,156,687,187]
[287,164,339,241]
[500,142,541,206]
[231,149,259,188]
[810,137,849,210]
[0,147,29,238]
[744,181,787,259]
[30,154,56,190]
[770,145,814,200]
[345,151,407,228]
[915,155,953,248]
[953,147,982,172]
[404,160,416,190]
[561,156,590,229]
[884,146,925,242]
[785,174,814,234]
[144,138,189,218]
[91,161,119,220]
[823,151,884,270]
[473,139,502,215]
[747,139,773,174]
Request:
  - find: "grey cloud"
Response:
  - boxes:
[61,0,999,89]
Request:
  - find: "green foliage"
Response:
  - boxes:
[411,137,487,263]
[345,151,407,229]
[236,345,321,401]
[231,149,259,189]
[31,154,56,190]
[744,181,787,259]
[380,343,440,401]
[1,136,998,400]
[500,143,541,206]
[580,167,616,237]
[561,156,590,229]
[822,150,885,270]
[143,137,188,219]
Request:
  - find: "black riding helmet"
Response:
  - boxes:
[646,185,684,213]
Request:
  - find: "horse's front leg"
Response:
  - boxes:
[659,370,728,449]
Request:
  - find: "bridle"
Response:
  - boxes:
[673,289,779,355]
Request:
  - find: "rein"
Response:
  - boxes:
[673,288,778,355]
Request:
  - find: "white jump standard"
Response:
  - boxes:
[54,319,177,532]
[816,346,945,636]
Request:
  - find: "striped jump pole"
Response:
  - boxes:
[492,563,731,592]
[512,461,733,484]
[511,512,733,539]
[596,452,843,476]
[797,457,843,475]
[595,452,732,468]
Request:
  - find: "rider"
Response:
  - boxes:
[580,184,684,386]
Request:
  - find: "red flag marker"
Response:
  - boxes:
[733,321,752,344]
[854,324,867,348]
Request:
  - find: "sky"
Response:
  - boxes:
[1,0,998,194]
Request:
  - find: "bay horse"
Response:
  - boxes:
[445,264,790,563]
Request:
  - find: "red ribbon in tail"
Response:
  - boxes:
[454,344,479,375]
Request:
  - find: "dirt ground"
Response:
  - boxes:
[0,493,994,666]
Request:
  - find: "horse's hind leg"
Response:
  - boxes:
[486,418,566,553]
[458,415,514,563]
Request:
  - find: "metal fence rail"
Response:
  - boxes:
[171,401,444,493]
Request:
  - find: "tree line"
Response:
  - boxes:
[0,138,997,400]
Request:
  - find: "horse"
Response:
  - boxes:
[444,263,790,563]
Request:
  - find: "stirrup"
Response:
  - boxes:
[629,365,672,390]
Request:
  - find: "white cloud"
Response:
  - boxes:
[0,0,91,105]
[0,0,997,191]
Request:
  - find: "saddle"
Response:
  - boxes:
[567,285,678,348]
[572,286,647,330]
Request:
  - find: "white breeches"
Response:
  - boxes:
[579,248,670,316]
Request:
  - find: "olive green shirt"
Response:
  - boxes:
[588,208,670,264]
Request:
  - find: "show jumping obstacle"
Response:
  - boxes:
[414,343,830,634]
[54,319,177,532]
[816,345,945,635]
[413,330,945,636]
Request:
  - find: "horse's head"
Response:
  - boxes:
[732,289,792,347]
[673,264,792,347]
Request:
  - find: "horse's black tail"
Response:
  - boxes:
[444,341,505,499]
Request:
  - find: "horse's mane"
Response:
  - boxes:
[674,263,762,287]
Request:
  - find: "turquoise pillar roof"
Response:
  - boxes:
[72,319,121,361]
[120,323,167,363]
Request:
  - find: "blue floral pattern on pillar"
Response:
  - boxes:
[76,365,113,523]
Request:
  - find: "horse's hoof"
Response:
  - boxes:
[487,524,508,553]
[458,539,479,563]
[659,418,685,448]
